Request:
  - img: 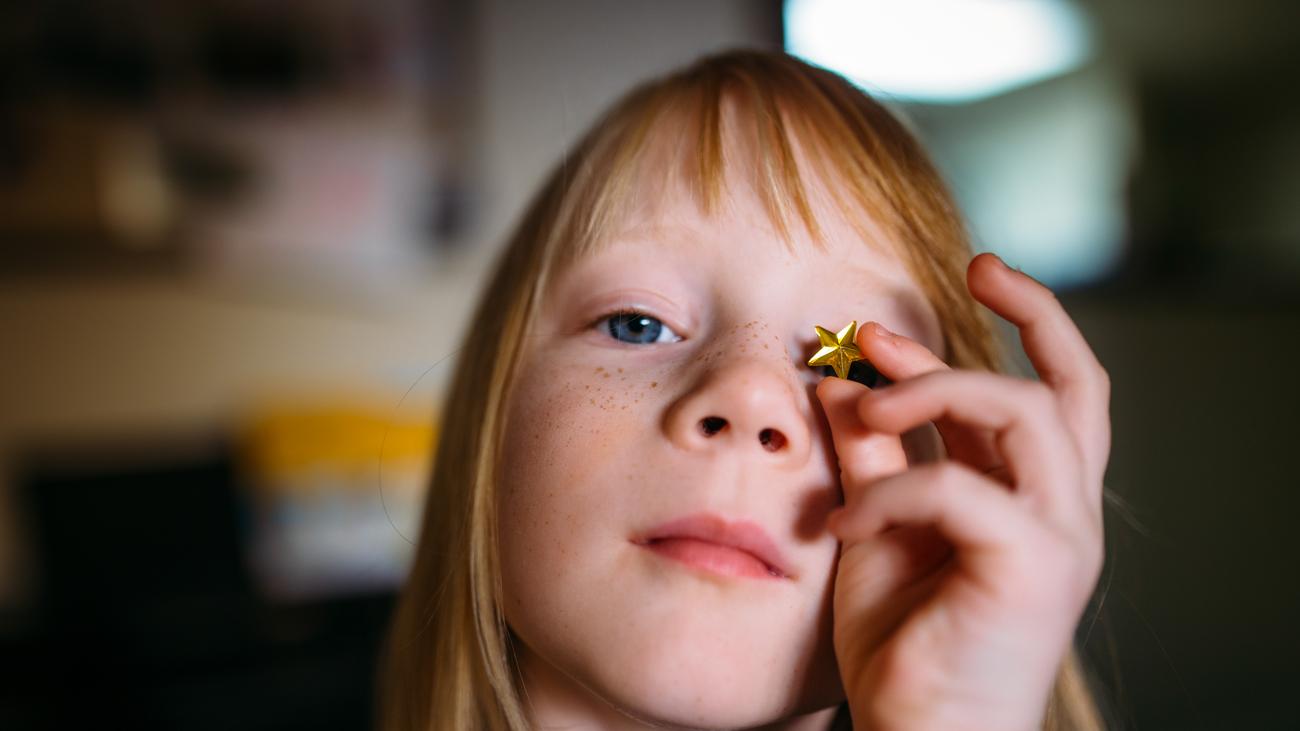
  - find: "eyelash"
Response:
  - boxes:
[598,306,652,323]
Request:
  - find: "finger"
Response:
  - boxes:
[834,532,954,652]
[858,321,1002,475]
[857,369,1083,520]
[815,376,907,512]
[968,253,1112,496]
[829,461,1040,574]
[833,523,953,592]
[855,320,950,381]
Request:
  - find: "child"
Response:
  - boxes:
[377,49,1112,731]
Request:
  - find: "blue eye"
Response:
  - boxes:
[600,308,683,345]
[819,360,892,389]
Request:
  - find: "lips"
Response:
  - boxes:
[633,512,793,580]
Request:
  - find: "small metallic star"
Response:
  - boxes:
[807,320,865,380]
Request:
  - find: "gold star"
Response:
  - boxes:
[807,320,865,380]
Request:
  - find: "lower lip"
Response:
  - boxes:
[639,538,783,580]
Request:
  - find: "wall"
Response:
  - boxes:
[0,0,774,609]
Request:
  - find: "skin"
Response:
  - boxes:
[497,140,1108,730]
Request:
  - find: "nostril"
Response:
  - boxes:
[758,428,786,452]
[700,416,728,436]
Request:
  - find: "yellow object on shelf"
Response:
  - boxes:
[239,401,437,490]
[234,396,439,600]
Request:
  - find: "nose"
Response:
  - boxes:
[663,355,814,467]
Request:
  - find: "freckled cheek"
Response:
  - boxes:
[580,363,664,415]
[504,363,671,512]
[499,362,664,508]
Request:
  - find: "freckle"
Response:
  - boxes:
[595,366,604,372]
[603,372,610,378]
[589,398,596,405]
[650,382,658,388]
[617,367,623,373]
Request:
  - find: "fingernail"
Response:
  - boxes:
[991,253,1029,277]
[870,322,895,338]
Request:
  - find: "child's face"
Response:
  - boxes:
[498,161,944,727]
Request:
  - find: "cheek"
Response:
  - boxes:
[495,359,664,587]
[499,361,660,504]
[495,359,674,668]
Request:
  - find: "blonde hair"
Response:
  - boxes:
[376,49,1113,731]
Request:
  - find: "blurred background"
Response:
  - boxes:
[0,0,1295,729]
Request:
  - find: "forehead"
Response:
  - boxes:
[602,214,915,300]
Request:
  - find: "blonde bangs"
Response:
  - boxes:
[544,55,931,281]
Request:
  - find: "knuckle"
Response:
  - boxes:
[1095,364,1112,395]
[1033,281,1063,308]
[1059,522,1106,587]
[1021,379,1057,411]
[930,461,969,493]
[867,645,938,722]
[953,369,995,395]
[1071,546,1106,599]
[916,368,952,388]
[1087,542,1106,583]
[1082,518,1106,567]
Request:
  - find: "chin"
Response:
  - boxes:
[582,624,833,729]
[509,591,845,729]
[597,669,797,730]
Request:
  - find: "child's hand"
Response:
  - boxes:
[815,253,1109,731]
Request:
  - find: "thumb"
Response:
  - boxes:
[815,376,908,516]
